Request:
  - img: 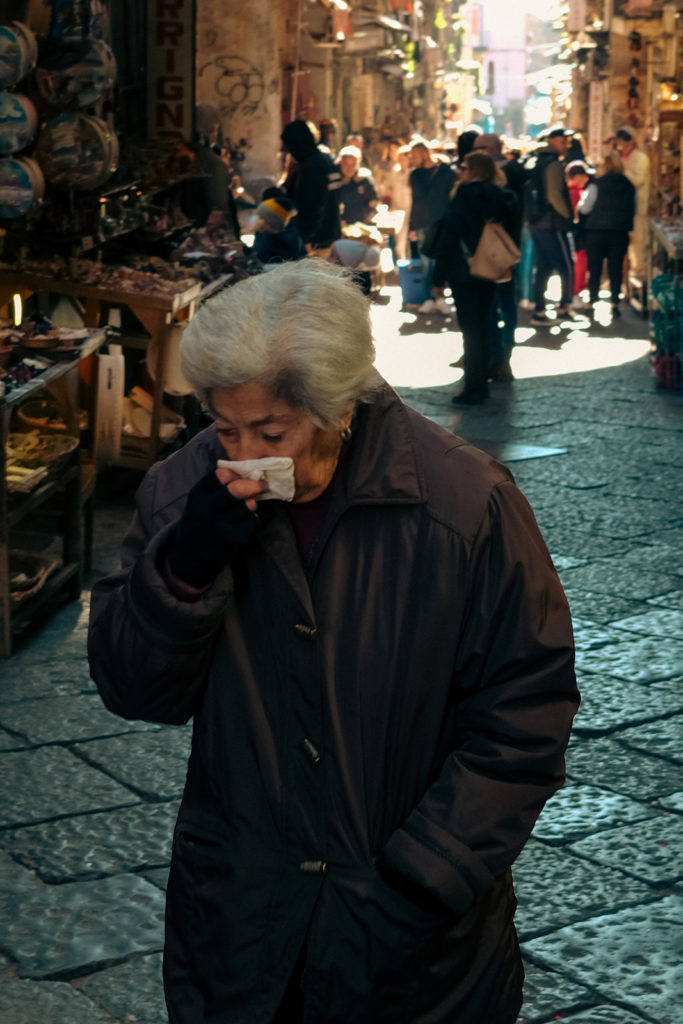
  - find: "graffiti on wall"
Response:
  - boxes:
[198,55,265,118]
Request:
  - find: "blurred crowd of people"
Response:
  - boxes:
[194,105,650,405]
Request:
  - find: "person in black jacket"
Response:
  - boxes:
[577,151,635,319]
[471,133,525,382]
[434,151,517,404]
[280,119,342,257]
[526,127,575,326]
[88,259,578,1024]
[408,139,457,314]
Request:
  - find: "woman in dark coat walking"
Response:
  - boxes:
[88,260,578,1024]
[577,151,636,319]
[433,151,517,404]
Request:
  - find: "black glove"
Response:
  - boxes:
[167,470,257,588]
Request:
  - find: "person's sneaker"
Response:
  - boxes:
[611,304,621,319]
[530,312,551,326]
[519,298,535,310]
[417,299,437,313]
[571,295,591,311]
[434,297,452,315]
[556,306,577,320]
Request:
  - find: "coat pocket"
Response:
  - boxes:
[165,830,267,1000]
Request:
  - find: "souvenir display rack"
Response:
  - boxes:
[1,329,107,657]
[0,271,201,470]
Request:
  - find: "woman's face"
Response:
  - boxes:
[211,382,346,503]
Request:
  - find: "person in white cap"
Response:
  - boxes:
[525,127,576,327]
[615,126,650,279]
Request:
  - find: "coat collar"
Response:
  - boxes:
[237,381,426,618]
[339,380,426,507]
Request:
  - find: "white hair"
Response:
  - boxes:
[180,260,381,428]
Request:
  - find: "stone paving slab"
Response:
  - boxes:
[610,543,683,578]
[557,1006,664,1024]
[0,726,27,750]
[0,850,41,891]
[571,619,639,651]
[610,607,683,640]
[74,728,192,801]
[0,873,165,977]
[537,502,673,541]
[512,840,655,940]
[561,560,683,601]
[569,814,683,885]
[0,693,160,746]
[0,801,179,883]
[534,529,632,563]
[660,791,683,813]
[0,747,138,827]
[566,736,683,799]
[521,895,683,1024]
[649,591,683,611]
[531,783,660,845]
[615,716,682,764]
[0,658,96,705]
[571,672,683,736]
[576,635,683,682]
[76,952,167,1024]
[141,866,170,891]
[9,599,90,660]
[0,980,118,1024]
[562,588,651,624]
[516,961,597,1023]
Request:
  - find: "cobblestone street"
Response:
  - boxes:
[0,287,681,1023]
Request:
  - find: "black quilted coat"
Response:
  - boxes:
[88,383,578,1024]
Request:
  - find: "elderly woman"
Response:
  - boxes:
[88,260,578,1024]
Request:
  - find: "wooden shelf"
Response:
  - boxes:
[1,334,107,657]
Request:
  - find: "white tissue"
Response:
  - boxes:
[217,457,296,501]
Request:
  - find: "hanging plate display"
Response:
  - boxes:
[0,157,44,219]
[0,92,38,155]
[35,39,117,109]
[35,113,118,190]
[0,22,38,91]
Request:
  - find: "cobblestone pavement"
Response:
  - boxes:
[0,290,681,1023]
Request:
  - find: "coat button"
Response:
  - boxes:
[302,737,321,766]
[294,623,317,640]
[300,860,327,873]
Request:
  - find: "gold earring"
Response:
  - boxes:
[340,425,352,441]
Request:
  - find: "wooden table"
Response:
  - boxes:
[0,272,202,469]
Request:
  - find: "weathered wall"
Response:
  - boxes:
[196,0,297,182]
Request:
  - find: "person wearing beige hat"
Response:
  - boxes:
[615,126,650,279]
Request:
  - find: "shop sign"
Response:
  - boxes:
[147,0,195,140]
[464,5,483,49]
[587,80,604,166]
[567,0,586,34]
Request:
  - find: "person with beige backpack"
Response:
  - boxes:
[433,151,519,405]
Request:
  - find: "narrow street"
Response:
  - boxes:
[0,285,681,1024]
